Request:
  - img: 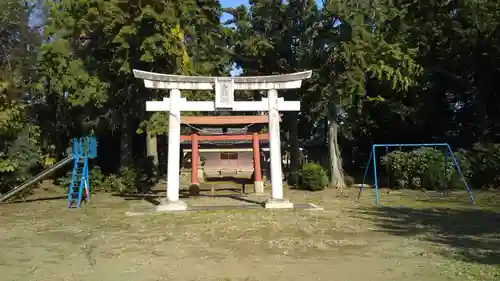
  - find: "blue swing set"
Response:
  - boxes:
[358,143,476,205]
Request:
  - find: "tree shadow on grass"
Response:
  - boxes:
[357,206,500,265]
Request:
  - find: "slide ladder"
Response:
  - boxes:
[67,137,95,208]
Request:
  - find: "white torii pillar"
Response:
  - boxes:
[133,70,312,211]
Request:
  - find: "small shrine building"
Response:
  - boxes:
[179,115,280,193]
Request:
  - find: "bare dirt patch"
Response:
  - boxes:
[0,185,498,281]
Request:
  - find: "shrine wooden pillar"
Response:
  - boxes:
[191,134,199,186]
[252,132,264,193]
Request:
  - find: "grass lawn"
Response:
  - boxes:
[0,184,499,281]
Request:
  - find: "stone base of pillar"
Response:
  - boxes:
[254,181,264,194]
[264,198,294,209]
[189,183,200,196]
[156,199,188,212]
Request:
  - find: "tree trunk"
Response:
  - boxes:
[146,131,159,178]
[146,132,159,166]
[328,115,346,190]
[120,120,133,170]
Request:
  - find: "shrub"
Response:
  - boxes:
[101,174,126,194]
[0,128,40,194]
[382,147,472,190]
[56,166,106,192]
[298,163,328,191]
[287,171,299,186]
[88,166,105,191]
[465,143,500,188]
[105,167,150,194]
[117,167,138,192]
[84,167,140,195]
[54,166,141,194]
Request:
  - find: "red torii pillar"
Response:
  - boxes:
[185,132,267,194]
[191,134,199,186]
[252,132,264,193]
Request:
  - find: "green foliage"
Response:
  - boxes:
[287,171,300,186]
[88,166,105,190]
[35,0,229,173]
[0,127,41,194]
[116,167,140,194]
[299,163,329,191]
[465,143,500,189]
[382,148,471,190]
[56,166,104,192]
[327,0,423,100]
[55,165,146,194]
[37,0,184,134]
[6,128,41,180]
[99,167,154,194]
[0,0,43,194]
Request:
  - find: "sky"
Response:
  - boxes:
[220,0,246,23]
[220,0,248,7]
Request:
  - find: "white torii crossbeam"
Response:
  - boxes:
[133,69,312,211]
[145,97,300,112]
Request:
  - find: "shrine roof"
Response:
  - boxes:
[180,115,281,125]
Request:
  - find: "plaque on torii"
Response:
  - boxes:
[133,69,312,211]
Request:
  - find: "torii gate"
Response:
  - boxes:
[133,69,312,211]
